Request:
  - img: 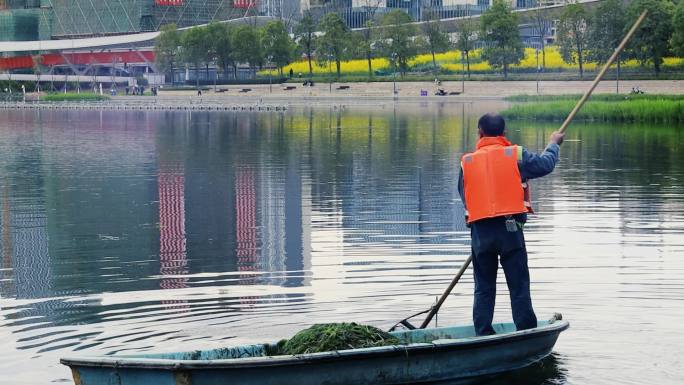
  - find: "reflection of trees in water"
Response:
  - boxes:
[508,120,684,231]
[293,107,469,252]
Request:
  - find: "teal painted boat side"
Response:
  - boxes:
[61,319,569,385]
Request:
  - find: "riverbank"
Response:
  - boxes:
[2,80,681,111]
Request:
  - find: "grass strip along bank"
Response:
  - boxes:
[42,92,110,102]
[502,94,684,123]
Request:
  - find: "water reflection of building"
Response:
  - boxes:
[257,164,285,285]
[9,203,51,299]
[0,165,51,301]
[283,159,305,287]
[164,112,310,296]
[237,145,307,289]
[236,166,259,289]
[1,188,15,298]
[0,136,103,326]
[157,162,189,308]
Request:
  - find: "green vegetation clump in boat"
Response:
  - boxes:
[265,323,401,356]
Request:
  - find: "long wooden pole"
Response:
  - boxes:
[419,254,473,328]
[558,10,648,134]
[418,10,648,330]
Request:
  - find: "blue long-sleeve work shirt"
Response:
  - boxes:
[457,143,560,222]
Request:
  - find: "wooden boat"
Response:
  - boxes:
[61,315,568,385]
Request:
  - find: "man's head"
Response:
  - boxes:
[478,113,506,137]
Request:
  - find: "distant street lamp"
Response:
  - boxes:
[461,50,466,94]
[268,55,274,93]
[616,53,620,95]
[328,53,333,93]
[391,52,398,97]
[535,48,540,94]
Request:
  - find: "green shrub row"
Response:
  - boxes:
[42,92,110,102]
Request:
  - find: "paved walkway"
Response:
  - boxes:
[154,80,684,102]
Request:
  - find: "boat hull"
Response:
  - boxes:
[63,319,569,385]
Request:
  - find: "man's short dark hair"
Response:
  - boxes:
[478,113,506,136]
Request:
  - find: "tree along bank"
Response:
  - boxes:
[157,0,684,84]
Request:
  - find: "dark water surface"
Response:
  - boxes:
[0,105,682,385]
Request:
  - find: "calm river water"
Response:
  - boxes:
[0,103,682,385]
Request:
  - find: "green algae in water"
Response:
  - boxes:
[264,323,401,356]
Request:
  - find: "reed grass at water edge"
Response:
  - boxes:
[502,95,684,123]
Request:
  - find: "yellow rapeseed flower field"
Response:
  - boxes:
[261,58,391,76]
[663,57,684,67]
[512,47,596,71]
[408,51,461,67]
[265,46,683,76]
[441,61,492,72]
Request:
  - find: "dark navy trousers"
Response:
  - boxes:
[470,216,537,336]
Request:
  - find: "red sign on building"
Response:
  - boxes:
[155,0,183,5]
[233,0,256,9]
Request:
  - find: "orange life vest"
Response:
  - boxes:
[461,136,532,224]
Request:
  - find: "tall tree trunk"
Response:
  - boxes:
[307,47,313,75]
[432,49,437,71]
[466,51,471,78]
[206,63,209,85]
[541,41,546,71]
[616,58,621,94]
[503,61,508,79]
[336,59,341,79]
[577,45,584,80]
[367,50,373,78]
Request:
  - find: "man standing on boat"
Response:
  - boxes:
[458,113,564,336]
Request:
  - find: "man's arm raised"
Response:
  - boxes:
[519,131,565,180]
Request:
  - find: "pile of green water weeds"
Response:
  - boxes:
[264,323,401,356]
